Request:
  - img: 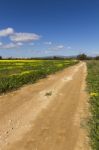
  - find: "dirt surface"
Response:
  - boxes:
[0,62,90,150]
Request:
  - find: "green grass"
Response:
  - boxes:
[87,60,99,150]
[0,59,78,94]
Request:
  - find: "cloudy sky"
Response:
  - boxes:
[0,0,99,57]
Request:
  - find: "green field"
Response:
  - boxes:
[87,61,99,150]
[0,59,78,94]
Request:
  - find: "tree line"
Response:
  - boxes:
[0,54,99,60]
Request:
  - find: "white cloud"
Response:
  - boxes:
[1,43,17,49]
[44,41,52,45]
[0,42,23,49]
[0,42,3,46]
[0,27,42,50]
[56,45,64,49]
[10,33,41,42]
[0,27,41,48]
[0,27,14,37]
[48,44,65,51]
[16,42,23,46]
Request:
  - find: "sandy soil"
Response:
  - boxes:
[0,62,90,150]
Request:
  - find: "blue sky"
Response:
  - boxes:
[0,0,99,57]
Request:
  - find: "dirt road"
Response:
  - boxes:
[0,62,89,150]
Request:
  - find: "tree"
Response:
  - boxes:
[95,56,99,60]
[0,56,2,59]
[77,54,87,60]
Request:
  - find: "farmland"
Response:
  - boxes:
[87,61,99,150]
[0,59,78,94]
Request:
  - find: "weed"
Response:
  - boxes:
[87,60,99,150]
[45,91,52,96]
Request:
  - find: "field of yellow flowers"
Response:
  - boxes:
[0,59,78,94]
[87,60,99,150]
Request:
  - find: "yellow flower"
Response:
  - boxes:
[90,92,98,97]
[20,70,33,75]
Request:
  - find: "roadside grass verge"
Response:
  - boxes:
[87,60,99,150]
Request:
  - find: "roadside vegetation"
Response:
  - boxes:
[87,60,99,150]
[0,59,78,94]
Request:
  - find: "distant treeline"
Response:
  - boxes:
[76,54,99,60]
[0,54,99,60]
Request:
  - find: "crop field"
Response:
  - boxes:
[0,59,78,94]
[87,61,99,150]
